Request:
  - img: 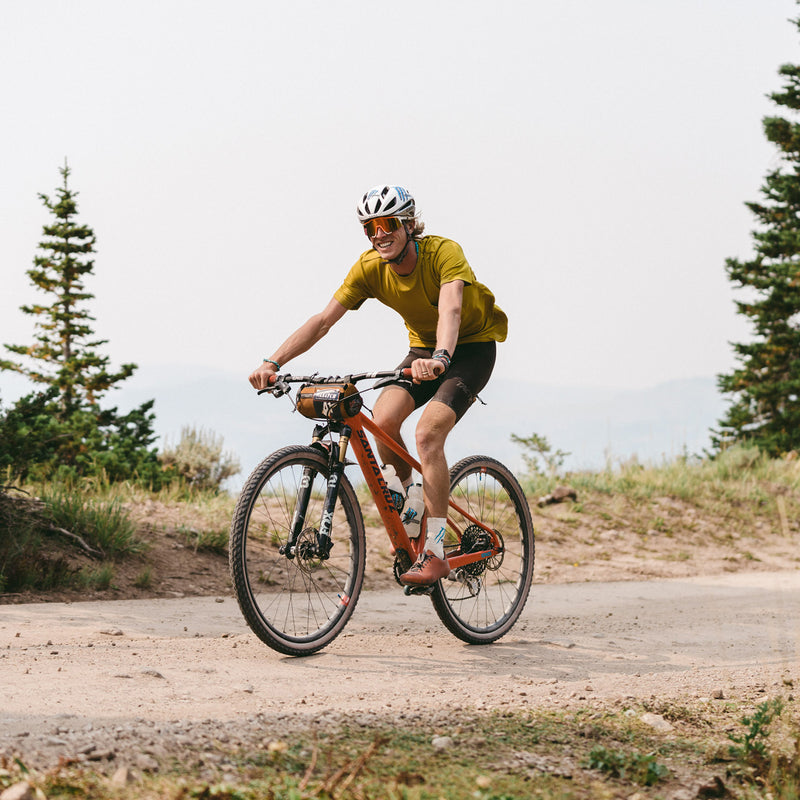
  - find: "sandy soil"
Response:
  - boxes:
[1,490,799,784]
[1,570,799,775]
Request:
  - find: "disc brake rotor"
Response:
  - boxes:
[295,528,323,572]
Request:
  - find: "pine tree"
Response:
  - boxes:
[1,160,135,416]
[0,162,162,484]
[715,15,800,455]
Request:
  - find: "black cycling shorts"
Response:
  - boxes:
[389,341,497,422]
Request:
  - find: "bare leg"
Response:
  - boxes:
[398,400,458,584]
[415,400,457,517]
[371,386,416,483]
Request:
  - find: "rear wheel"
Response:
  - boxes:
[431,456,534,644]
[229,446,365,656]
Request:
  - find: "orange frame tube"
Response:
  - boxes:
[345,412,501,570]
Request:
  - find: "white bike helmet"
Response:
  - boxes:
[356,185,415,223]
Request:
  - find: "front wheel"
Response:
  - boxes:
[431,456,535,644]
[229,445,366,656]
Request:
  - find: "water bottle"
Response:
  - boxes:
[402,482,425,539]
[381,464,405,513]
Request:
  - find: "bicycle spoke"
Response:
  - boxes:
[229,447,365,656]
[432,456,534,644]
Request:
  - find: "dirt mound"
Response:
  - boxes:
[3,488,795,605]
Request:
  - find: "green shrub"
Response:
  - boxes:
[586,745,669,786]
[159,426,240,492]
[0,488,61,592]
[77,563,115,590]
[729,698,785,765]
[0,389,61,482]
[40,484,143,557]
[134,567,153,589]
[0,390,168,487]
[177,524,229,554]
[510,431,570,479]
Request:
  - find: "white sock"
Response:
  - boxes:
[425,517,447,560]
[402,473,419,493]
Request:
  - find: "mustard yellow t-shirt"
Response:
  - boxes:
[333,236,508,348]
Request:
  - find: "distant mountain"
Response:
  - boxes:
[471,375,725,472]
[1,366,726,490]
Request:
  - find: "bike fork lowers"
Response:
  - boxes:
[282,426,351,561]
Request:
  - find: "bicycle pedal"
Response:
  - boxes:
[403,584,434,597]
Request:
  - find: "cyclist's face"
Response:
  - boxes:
[365,217,409,260]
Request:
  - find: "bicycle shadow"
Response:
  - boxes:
[324,628,683,686]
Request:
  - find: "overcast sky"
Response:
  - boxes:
[2,0,798,396]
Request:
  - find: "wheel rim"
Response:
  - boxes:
[442,465,532,634]
[240,456,361,643]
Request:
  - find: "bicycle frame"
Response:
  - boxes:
[328,409,504,572]
[233,369,535,654]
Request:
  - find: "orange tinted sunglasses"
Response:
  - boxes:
[363,216,406,238]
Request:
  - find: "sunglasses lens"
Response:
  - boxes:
[364,217,403,237]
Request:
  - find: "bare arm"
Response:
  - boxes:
[434,279,464,357]
[249,297,348,389]
[411,280,464,382]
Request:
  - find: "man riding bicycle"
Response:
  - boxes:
[249,185,507,586]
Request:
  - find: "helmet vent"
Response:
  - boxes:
[356,185,415,224]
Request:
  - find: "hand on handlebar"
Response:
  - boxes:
[410,357,446,384]
[250,366,416,394]
[249,362,278,390]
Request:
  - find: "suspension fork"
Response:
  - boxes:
[281,460,319,559]
[282,424,351,561]
[314,425,352,559]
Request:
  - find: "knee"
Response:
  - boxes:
[373,408,401,438]
[415,422,445,458]
[372,389,414,436]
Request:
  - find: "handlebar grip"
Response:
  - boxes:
[256,373,278,395]
[257,368,410,395]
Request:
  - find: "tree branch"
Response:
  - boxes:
[46,525,104,559]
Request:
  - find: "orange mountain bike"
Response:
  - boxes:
[229,368,535,657]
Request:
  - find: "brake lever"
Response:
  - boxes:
[272,377,292,397]
[257,374,292,397]
[372,369,410,390]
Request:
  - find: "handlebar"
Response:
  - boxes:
[257,368,412,397]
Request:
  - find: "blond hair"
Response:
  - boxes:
[406,215,425,238]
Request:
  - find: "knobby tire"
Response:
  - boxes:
[431,455,535,644]
[229,445,366,656]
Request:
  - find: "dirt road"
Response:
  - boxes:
[1,570,798,769]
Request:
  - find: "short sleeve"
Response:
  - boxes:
[333,256,372,310]
[430,239,476,286]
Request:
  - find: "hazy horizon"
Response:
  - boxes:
[3,0,797,397]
